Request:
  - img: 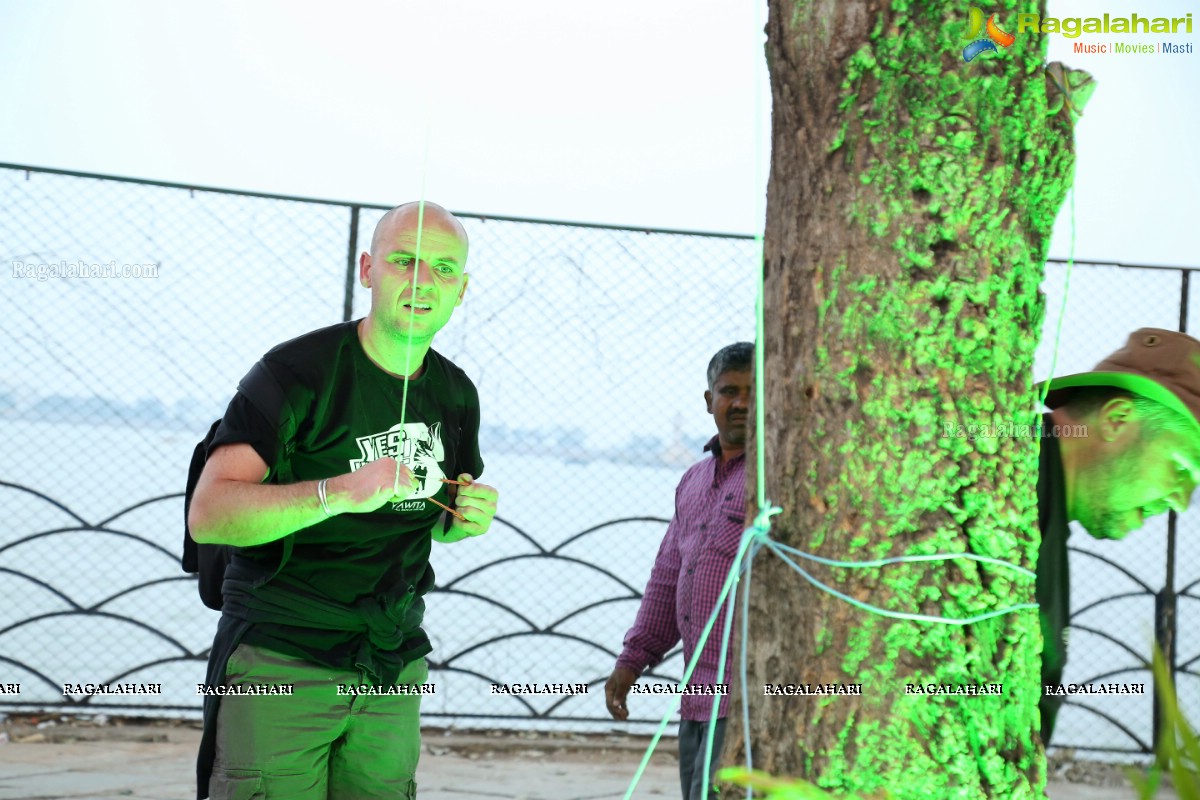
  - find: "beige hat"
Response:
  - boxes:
[1041,328,1200,438]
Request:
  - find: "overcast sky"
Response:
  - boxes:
[0,0,1194,266]
[0,0,764,234]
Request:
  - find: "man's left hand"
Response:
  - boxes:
[448,474,498,538]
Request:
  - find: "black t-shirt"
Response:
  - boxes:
[209,319,484,675]
[1037,417,1070,744]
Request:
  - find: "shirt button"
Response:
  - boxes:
[687,569,694,575]
[700,523,707,530]
[683,615,690,622]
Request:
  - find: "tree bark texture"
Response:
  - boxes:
[729,1,1079,798]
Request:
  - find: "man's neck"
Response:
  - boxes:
[358,316,431,379]
[718,440,744,463]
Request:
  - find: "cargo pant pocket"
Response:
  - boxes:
[208,768,264,800]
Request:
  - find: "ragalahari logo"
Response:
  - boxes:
[963,6,1016,62]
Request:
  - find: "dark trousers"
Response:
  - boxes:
[678,718,727,800]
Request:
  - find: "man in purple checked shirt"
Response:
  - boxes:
[605,342,752,800]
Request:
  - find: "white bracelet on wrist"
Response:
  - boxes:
[317,478,333,518]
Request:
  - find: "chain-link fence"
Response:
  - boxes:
[0,163,756,734]
[0,163,1196,754]
[1033,261,1200,755]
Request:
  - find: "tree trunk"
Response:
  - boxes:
[729,2,1080,798]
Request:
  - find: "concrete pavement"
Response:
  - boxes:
[0,724,1175,799]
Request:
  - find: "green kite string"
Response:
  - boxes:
[765,541,1039,625]
[778,547,1037,579]
[626,55,1078,800]
[1036,185,1077,415]
[396,199,425,429]
[620,519,768,800]
[396,121,433,432]
[701,509,776,798]
[736,522,761,790]
[394,117,434,493]
[617,519,1037,798]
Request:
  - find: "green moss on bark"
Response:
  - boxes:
[737,0,1079,797]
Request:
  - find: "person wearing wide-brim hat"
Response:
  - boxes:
[1036,328,1200,745]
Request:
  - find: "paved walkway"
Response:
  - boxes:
[0,727,1175,799]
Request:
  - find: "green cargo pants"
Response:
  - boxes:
[209,642,427,799]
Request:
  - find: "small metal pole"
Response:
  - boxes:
[343,206,360,322]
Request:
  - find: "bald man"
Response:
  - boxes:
[189,202,499,799]
[1036,329,1200,745]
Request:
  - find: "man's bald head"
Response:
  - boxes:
[357,199,471,353]
[370,201,468,258]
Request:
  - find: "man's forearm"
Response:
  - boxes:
[189,478,332,547]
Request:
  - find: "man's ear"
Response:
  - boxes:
[359,251,372,287]
[1096,396,1137,442]
[456,274,469,306]
[704,389,714,415]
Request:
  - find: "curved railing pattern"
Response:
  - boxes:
[1056,546,1189,754]
[0,481,680,724]
[0,481,1192,752]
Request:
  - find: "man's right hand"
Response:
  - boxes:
[328,457,416,514]
[605,667,638,721]
[191,448,418,547]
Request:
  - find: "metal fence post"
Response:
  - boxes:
[1153,582,1175,762]
[1155,267,1190,760]
[343,205,360,322]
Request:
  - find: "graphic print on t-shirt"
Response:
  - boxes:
[349,421,448,505]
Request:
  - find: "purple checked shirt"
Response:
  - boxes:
[616,436,746,720]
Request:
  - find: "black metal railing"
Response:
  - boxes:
[0,478,684,724]
[2,162,1198,755]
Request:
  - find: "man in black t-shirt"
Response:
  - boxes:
[189,201,499,799]
[1037,328,1200,746]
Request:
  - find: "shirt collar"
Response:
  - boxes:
[703,435,745,464]
[1040,413,1069,529]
